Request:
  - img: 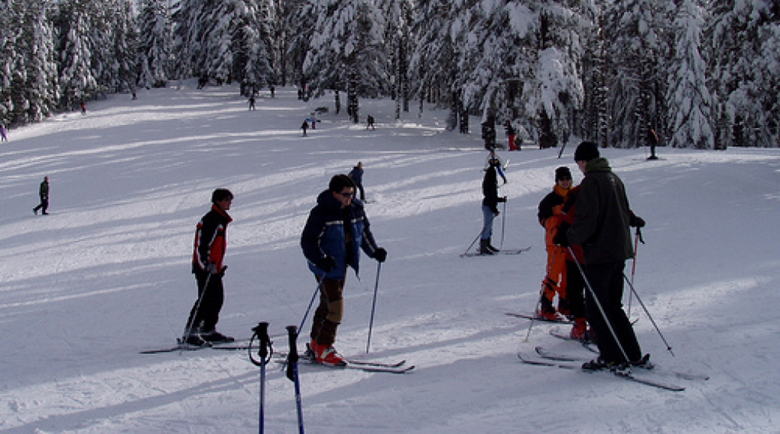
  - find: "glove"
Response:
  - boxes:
[374,248,387,263]
[206,263,219,274]
[630,214,646,228]
[553,222,570,247]
[316,256,336,272]
[499,196,507,203]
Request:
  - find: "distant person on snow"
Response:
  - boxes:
[555,142,648,370]
[348,162,365,201]
[301,174,387,366]
[479,159,507,255]
[301,120,309,136]
[0,124,8,142]
[248,95,256,111]
[33,176,50,215]
[366,115,376,130]
[505,120,518,151]
[183,188,235,346]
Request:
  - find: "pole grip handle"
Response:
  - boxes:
[286,325,300,381]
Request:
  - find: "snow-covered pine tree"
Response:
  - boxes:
[303,0,388,123]
[409,0,459,128]
[18,0,59,124]
[379,0,414,119]
[55,0,99,110]
[707,0,779,148]
[603,0,670,148]
[138,0,172,88]
[666,0,713,149]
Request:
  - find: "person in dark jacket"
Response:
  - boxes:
[33,176,50,215]
[556,142,647,369]
[301,174,387,366]
[480,159,507,254]
[348,162,365,201]
[184,189,234,346]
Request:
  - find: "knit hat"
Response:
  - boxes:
[573,141,600,162]
[555,166,572,181]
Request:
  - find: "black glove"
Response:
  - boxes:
[553,222,570,247]
[498,196,507,203]
[316,256,336,272]
[630,214,646,228]
[374,248,387,263]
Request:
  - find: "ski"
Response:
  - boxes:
[518,352,685,391]
[276,351,407,369]
[140,338,250,354]
[534,346,709,381]
[505,312,572,324]
[461,246,531,258]
[548,327,599,353]
[275,357,414,374]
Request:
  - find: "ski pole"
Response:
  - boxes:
[248,322,273,434]
[285,325,305,434]
[463,230,482,255]
[366,262,383,354]
[499,199,507,250]
[627,229,641,318]
[622,274,675,356]
[181,272,213,343]
[567,246,632,364]
[524,247,560,342]
[297,279,323,335]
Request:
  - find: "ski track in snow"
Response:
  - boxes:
[0,82,779,433]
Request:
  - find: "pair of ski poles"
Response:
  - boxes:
[297,262,384,354]
[248,322,304,434]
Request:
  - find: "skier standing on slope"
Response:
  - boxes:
[183,188,235,346]
[479,159,507,255]
[556,142,647,369]
[301,174,387,366]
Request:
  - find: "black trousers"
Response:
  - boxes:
[583,261,642,363]
[186,270,224,333]
[34,198,49,214]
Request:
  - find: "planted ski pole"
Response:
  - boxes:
[366,262,383,354]
[627,228,644,318]
[297,280,323,335]
[463,230,483,255]
[524,248,560,342]
[286,325,305,434]
[499,199,507,250]
[567,246,632,364]
[623,274,675,356]
[248,322,273,434]
[181,272,212,344]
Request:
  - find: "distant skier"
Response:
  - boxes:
[366,115,375,130]
[479,159,507,255]
[301,120,309,137]
[0,124,7,142]
[33,176,50,215]
[183,189,235,346]
[248,95,256,111]
[647,128,660,160]
[80,101,86,115]
[505,120,518,151]
[348,162,365,201]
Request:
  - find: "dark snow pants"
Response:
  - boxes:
[186,270,225,333]
[310,275,345,348]
[582,261,642,364]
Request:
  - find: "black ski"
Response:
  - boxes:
[548,327,599,353]
[140,338,250,354]
[275,357,414,374]
[505,312,573,324]
[461,246,531,257]
[518,352,686,391]
[534,347,709,381]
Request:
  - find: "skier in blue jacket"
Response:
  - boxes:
[301,174,387,366]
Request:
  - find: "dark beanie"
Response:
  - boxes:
[329,174,356,192]
[574,141,600,162]
[555,166,572,181]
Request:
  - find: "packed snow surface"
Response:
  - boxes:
[1,83,778,433]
